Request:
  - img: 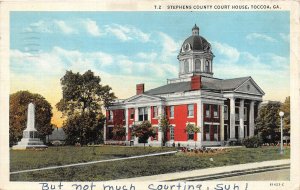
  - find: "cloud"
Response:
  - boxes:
[212,42,289,101]
[24,19,77,35]
[136,52,158,61]
[212,41,240,63]
[82,19,102,36]
[158,32,180,63]
[24,19,152,44]
[105,24,150,42]
[24,20,53,33]
[11,44,177,82]
[54,20,76,34]
[246,33,277,42]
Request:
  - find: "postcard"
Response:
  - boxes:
[0,0,299,190]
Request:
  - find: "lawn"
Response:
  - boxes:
[10,146,290,181]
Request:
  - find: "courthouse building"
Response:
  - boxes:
[104,24,264,147]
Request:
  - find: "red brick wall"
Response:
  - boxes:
[191,75,201,90]
[128,108,134,125]
[136,83,144,95]
[106,109,125,126]
[151,106,159,125]
[203,104,221,141]
[166,104,197,141]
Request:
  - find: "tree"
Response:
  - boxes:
[56,70,116,145]
[112,125,126,141]
[185,123,200,141]
[159,115,170,146]
[9,91,54,146]
[63,112,105,145]
[185,123,200,133]
[132,121,156,147]
[255,101,281,143]
[280,96,290,136]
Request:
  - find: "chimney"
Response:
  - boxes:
[136,83,145,95]
[191,75,201,90]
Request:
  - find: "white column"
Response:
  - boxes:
[125,109,129,141]
[158,105,164,144]
[196,101,202,147]
[103,121,106,142]
[134,108,139,143]
[134,108,138,122]
[249,101,255,137]
[229,97,236,140]
[147,106,151,121]
[220,104,225,141]
[239,99,244,140]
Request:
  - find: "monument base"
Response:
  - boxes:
[12,138,48,150]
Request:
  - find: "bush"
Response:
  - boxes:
[243,136,263,148]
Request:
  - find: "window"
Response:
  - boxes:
[187,131,194,140]
[170,106,174,118]
[170,126,174,140]
[213,105,219,118]
[205,104,210,118]
[224,105,228,120]
[244,107,247,121]
[108,110,113,121]
[235,107,239,121]
[188,104,194,117]
[138,107,148,121]
[184,60,189,73]
[213,125,218,141]
[130,109,134,120]
[205,60,209,72]
[152,106,158,118]
[195,59,201,72]
[204,125,210,141]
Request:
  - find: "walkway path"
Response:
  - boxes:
[115,159,290,181]
[10,150,178,175]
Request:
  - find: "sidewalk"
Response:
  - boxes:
[114,159,290,181]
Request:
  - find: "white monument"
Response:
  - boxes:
[12,103,47,149]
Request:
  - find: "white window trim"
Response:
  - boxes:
[152,106,158,119]
[213,105,219,118]
[138,107,148,121]
[170,106,175,118]
[205,105,211,118]
[187,104,194,118]
[170,125,175,141]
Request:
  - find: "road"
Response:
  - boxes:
[214,168,290,181]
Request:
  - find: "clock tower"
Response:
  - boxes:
[178,24,214,78]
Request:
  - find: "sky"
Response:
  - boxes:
[10,11,290,127]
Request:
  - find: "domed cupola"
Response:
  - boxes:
[178,24,214,78]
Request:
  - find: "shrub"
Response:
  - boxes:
[243,136,263,148]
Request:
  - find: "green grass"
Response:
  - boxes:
[10,146,290,181]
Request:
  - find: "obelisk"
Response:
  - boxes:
[12,103,47,150]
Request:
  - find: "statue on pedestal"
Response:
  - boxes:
[12,103,47,150]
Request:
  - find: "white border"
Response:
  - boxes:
[0,1,299,190]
